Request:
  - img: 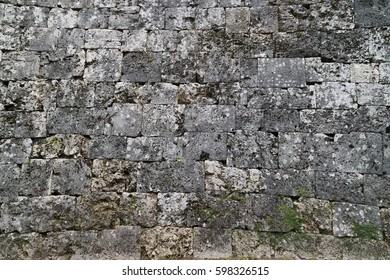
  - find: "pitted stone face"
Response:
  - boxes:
[1,0,390,260]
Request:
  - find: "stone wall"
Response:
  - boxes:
[0,0,390,259]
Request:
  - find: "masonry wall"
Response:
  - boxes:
[0,0,390,259]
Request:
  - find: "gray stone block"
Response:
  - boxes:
[137,161,204,193]
[184,105,235,133]
[139,6,165,30]
[20,0,58,7]
[165,7,196,30]
[47,108,106,135]
[194,228,232,259]
[250,6,278,34]
[294,198,332,234]
[123,29,147,52]
[235,106,263,132]
[247,32,274,58]
[94,82,115,108]
[108,7,141,29]
[226,7,250,33]
[0,232,43,259]
[198,52,240,83]
[195,8,225,30]
[161,52,197,83]
[91,159,138,193]
[13,112,46,138]
[2,5,49,27]
[333,202,382,239]
[312,82,357,109]
[0,164,20,203]
[0,51,39,81]
[184,132,227,161]
[56,80,94,108]
[120,193,157,227]
[41,50,85,80]
[357,84,390,106]
[122,52,161,82]
[177,30,203,57]
[351,63,379,83]
[58,0,93,8]
[105,103,142,137]
[142,105,183,137]
[379,63,390,83]
[75,192,120,230]
[147,30,178,52]
[17,159,51,197]
[178,83,219,105]
[0,138,32,164]
[78,8,109,29]
[48,8,78,28]
[299,109,355,133]
[227,131,278,169]
[140,83,179,105]
[316,172,365,204]
[355,0,390,28]
[127,137,181,161]
[241,59,258,87]
[0,112,16,138]
[0,25,23,50]
[25,28,61,51]
[89,136,128,159]
[157,193,197,226]
[262,109,300,132]
[364,175,390,208]
[84,49,122,82]
[85,29,122,49]
[258,58,306,88]
[275,31,321,58]
[0,196,76,233]
[232,230,273,259]
[305,57,351,82]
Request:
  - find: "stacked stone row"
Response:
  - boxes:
[0,0,390,259]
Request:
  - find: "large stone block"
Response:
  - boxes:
[193,228,232,259]
[120,193,157,227]
[195,8,225,30]
[48,8,78,28]
[161,52,197,83]
[356,84,390,106]
[250,6,278,34]
[89,136,128,159]
[157,193,197,226]
[0,196,76,233]
[262,109,300,132]
[184,105,235,133]
[56,80,94,108]
[183,132,227,161]
[312,82,357,109]
[14,112,47,138]
[0,112,16,138]
[333,202,382,240]
[147,30,178,52]
[108,7,141,29]
[164,7,196,30]
[351,63,380,83]
[226,7,250,33]
[0,25,23,50]
[137,161,204,193]
[105,103,142,137]
[258,58,306,88]
[198,52,240,83]
[364,175,390,208]
[78,8,109,29]
[305,57,351,82]
[2,4,49,27]
[123,29,147,52]
[379,63,390,83]
[275,31,321,58]
[127,137,181,161]
[355,0,390,28]
[227,131,278,169]
[299,109,354,133]
[140,226,193,259]
[25,27,61,51]
[0,164,20,203]
[178,83,219,105]
[142,105,183,137]
[139,6,165,30]
[17,159,51,197]
[0,52,39,81]
[47,108,106,135]
[84,49,122,82]
[294,198,332,234]
[122,52,161,82]
[0,232,43,260]
[0,138,32,164]
[85,29,122,49]
[41,50,85,80]
[232,230,273,259]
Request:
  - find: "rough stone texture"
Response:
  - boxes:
[1,0,390,260]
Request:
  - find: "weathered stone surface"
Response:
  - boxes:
[232,230,272,259]
[137,161,204,193]
[385,135,390,174]
[0,164,20,203]
[305,57,351,82]
[193,228,232,259]
[275,31,321,58]
[41,50,85,80]
[351,63,379,83]
[316,172,365,204]
[262,109,300,132]
[178,83,219,105]
[122,52,161,82]
[165,7,196,30]
[184,105,235,132]
[105,103,142,136]
[108,7,141,30]
[157,193,197,226]
[356,84,390,106]
[183,132,227,161]
[142,105,183,137]
[228,131,278,168]
[17,159,51,197]
[333,202,382,239]
[78,8,109,29]
[127,137,181,161]
[355,0,390,28]
[75,192,120,230]
[120,193,157,227]
[198,52,240,83]
[379,63,390,83]
[0,25,23,50]
[140,226,193,259]
[0,52,39,81]
[56,80,94,108]
[14,112,47,138]
[47,108,106,135]
[381,208,390,241]
[25,28,61,51]
[342,238,390,259]
[123,29,147,52]
[250,6,277,34]
[0,196,76,233]
[258,58,306,88]
[84,49,122,82]
[364,175,390,207]
[312,82,357,109]
[0,138,32,164]
[226,7,250,33]
[85,29,122,49]
[161,52,197,83]
[294,198,332,234]
[147,30,178,52]
[89,136,128,159]
[48,8,78,28]
[195,8,225,30]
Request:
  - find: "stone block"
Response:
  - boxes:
[25,28,61,51]
[356,84,390,106]
[147,30,178,52]
[0,232,43,260]
[240,59,258,87]
[75,192,120,230]
[139,6,165,30]
[20,0,58,7]
[123,29,147,52]
[0,51,39,81]
[157,193,197,226]
[258,58,306,88]
[48,8,78,28]
[120,193,157,227]
[78,8,109,29]
[13,112,46,138]
[194,228,232,259]
[198,52,240,83]
[217,82,247,105]
[183,132,227,161]
[127,137,181,161]
[226,7,250,33]
[108,7,141,29]
[299,109,354,133]
[250,6,278,34]
[364,175,390,208]
[142,105,183,137]
[305,57,351,82]
[0,164,20,203]
[227,131,278,169]
[178,83,219,105]
[47,108,106,135]
[232,230,273,259]
[138,83,179,105]
[4,80,56,112]
[262,109,300,132]
[41,50,85,80]
[17,159,51,197]
[94,82,115,108]
[184,105,235,133]
[122,52,161,82]
[333,202,382,240]
[85,29,122,49]
[381,208,390,241]
[342,238,390,259]
[91,159,138,193]
[140,226,193,259]
[137,161,204,193]
[32,134,90,159]
[0,112,16,138]
[56,80,94,108]
[58,0,93,8]
[0,25,23,50]
[379,63,390,83]
[351,63,380,83]
[3,5,49,27]
[355,0,390,28]
[247,32,274,58]
[162,52,197,83]
[275,31,321,58]
[89,136,128,159]
[84,49,122,82]
[0,138,32,164]
[105,103,142,137]
[316,172,364,204]
[195,8,225,30]
[165,7,196,30]
[385,135,390,174]
[177,30,202,57]
[294,198,332,234]
[51,159,91,196]
[312,82,357,109]
[0,196,76,233]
